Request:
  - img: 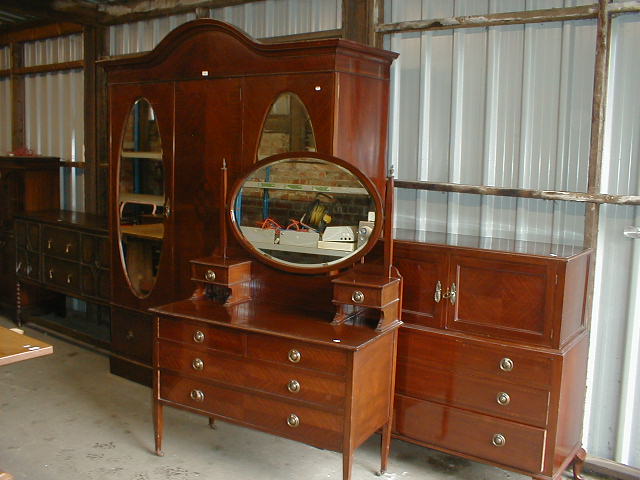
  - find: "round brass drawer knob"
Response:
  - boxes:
[499,357,514,372]
[192,358,204,371]
[205,269,216,281]
[492,433,506,447]
[287,413,300,428]
[190,389,205,402]
[288,349,301,363]
[193,330,205,343]
[351,290,365,304]
[287,379,301,393]
[496,392,511,406]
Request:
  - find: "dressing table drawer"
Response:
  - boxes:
[159,339,346,409]
[160,372,344,451]
[247,334,346,376]
[158,317,244,355]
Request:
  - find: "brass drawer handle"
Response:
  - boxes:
[190,389,205,402]
[66,274,73,284]
[192,358,204,371]
[193,330,205,343]
[287,379,301,393]
[48,268,54,280]
[491,433,506,447]
[288,349,301,363]
[286,413,300,428]
[47,239,53,249]
[126,330,134,341]
[204,269,216,281]
[499,357,514,372]
[496,392,511,406]
[65,243,72,254]
[351,290,365,304]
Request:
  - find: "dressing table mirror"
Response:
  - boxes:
[150,151,402,480]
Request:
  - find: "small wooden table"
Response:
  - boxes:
[0,326,53,479]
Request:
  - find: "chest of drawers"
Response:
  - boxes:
[392,232,591,480]
[151,300,399,480]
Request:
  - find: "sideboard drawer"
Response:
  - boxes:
[158,317,244,355]
[42,226,80,260]
[43,257,81,291]
[398,327,554,389]
[396,360,550,428]
[394,394,546,474]
[247,334,346,376]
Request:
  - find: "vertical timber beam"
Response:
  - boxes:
[342,0,377,46]
[10,42,25,150]
[584,0,611,324]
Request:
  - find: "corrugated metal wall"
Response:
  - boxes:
[0,46,11,154]
[22,34,84,210]
[385,0,640,469]
[109,13,196,55]
[585,12,640,468]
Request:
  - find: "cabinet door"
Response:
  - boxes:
[110,83,174,310]
[173,78,243,295]
[446,253,556,346]
[394,243,448,328]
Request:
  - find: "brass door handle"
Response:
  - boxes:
[434,280,442,303]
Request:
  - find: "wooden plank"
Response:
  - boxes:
[342,0,376,45]
[375,5,598,34]
[10,42,25,150]
[259,29,342,43]
[0,326,53,367]
[0,23,84,45]
[394,180,640,206]
[13,60,84,76]
[608,1,640,14]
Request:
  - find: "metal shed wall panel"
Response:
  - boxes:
[109,13,196,56]
[385,12,595,244]
[0,46,9,70]
[24,70,84,210]
[23,34,83,67]
[210,0,342,37]
[584,13,640,468]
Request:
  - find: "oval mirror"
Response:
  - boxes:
[118,98,165,298]
[257,92,316,160]
[229,152,383,273]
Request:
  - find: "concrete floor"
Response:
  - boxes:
[0,316,607,480]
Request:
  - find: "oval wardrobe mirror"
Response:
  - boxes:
[118,98,166,298]
[229,152,383,273]
[257,92,316,160]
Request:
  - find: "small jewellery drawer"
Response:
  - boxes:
[191,263,231,284]
[43,257,81,291]
[158,340,346,409]
[333,284,383,308]
[394,395,546,474]
[398,327,554,389]
[396,360,550,427]
[190,259,251,285]
[42,226,80,260]
[160,372,344,452]
[247,334,346,376]
[158,317,244,355]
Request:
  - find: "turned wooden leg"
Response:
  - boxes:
[572,447,586,480]
[153,399,164,456]
[380,422,392,474]
[208,417,216,429]
[15,281,22,327]
[342,447,353,480]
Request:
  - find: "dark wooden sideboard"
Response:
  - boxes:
[0,156,60,315]
[392,229,591,480]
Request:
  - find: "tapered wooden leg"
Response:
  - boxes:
[153,399,164,456]
[380,422,392,474]
[342,447,353,480]
[572,448,586,480]
[208,417,216,429]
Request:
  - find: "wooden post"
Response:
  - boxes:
[342,0,377,46]
[10,42,24,150]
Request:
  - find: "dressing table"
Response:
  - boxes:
[150,153,402,480]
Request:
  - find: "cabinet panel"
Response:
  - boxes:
[111,307,153,363]
[394,244,447,328]
[447,254,555,345]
